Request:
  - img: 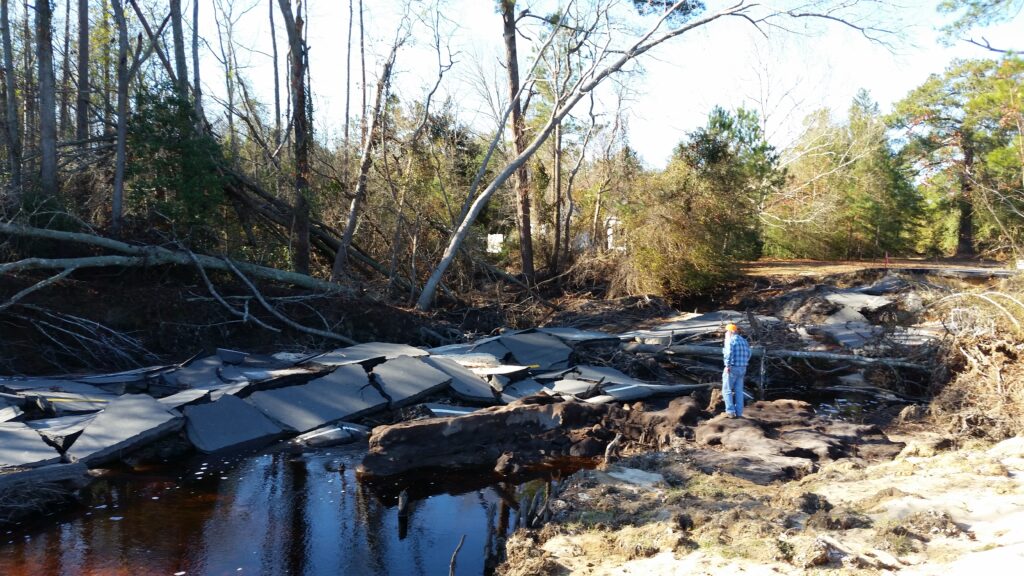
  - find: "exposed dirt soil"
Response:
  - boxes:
[498,433,1024,575]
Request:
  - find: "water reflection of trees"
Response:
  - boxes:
[1,450,571,576]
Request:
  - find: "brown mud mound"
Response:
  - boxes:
[685,400,904,484]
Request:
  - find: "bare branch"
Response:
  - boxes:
[180,244,282,333]
[0,268,78,314]
[964,36,1011,53]
[222,257,358,344]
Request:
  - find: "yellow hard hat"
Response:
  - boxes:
[725,323,739,332]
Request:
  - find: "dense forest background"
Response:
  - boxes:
[0,0,1021,317]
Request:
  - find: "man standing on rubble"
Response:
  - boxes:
[722,323,751,418]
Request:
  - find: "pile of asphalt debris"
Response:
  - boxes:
[1,270,971,524]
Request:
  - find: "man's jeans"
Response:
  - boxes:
[722,366,746,416]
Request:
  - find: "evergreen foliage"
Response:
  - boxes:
[764,91,920,259]
[126,89,227,231]
[890,57,1024,257]
[620,107,775,296]
[937,0,1023,43]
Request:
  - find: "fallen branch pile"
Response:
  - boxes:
[1,222,360,371]
[623,343,929,371]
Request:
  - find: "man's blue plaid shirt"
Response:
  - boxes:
[724,334,751,368]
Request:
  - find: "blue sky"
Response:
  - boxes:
[194,0,1023,169]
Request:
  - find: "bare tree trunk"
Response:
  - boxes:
[191,0,202,126]
[278,0,310,275]
[501,0,535,282]
[358,0,365,146]
[100,0,111,135]
[270,0,281,145]
[75,0,89,142]
[550,122,563,274]
[169,0,188,98]
[214,1,238,160]
[562,101,596,265]
[37,0,58,199]
[1,0,23,197]
[110,0,128,236]
[332,39,400,279]
[21,6,36,163]
[592,103,620,253]
[22,3,37,182]
[342,0,352,194]
[268,0,281,200]
[59,0,71,138]
[956,134,975,257]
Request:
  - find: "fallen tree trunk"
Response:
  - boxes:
[0,222,351,294]
[622,342,929,371]
[0,463,90,492]
[358,395,704,478]
[223,171,419,293]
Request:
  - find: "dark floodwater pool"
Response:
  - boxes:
[0,446,558,576]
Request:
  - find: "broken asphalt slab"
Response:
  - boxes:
[551,379,602,397]
[587,382,707,404]
[824,290,894,312]
[420,356,498,404]
[156,389,212,409]
[216,351,305,382]
[304,342,428,367]
[215,348,249,364]
[246,364,387,432]
[855,273,909,296]
[807,322,883,349]
[290,422,370,448]
[0,398,22,422]
[420,403,477,418]
[0,379,111,396]
[191,381,250,402]
[25,413,97,451]
[161,355,224,389]
[218,365,311,384]
[0,380,118,414]
[537,327,621,347]
[65,395,184,467]
[0,422,63,469]
[371,356,453,408]
[500,378,549,402]
[184,395,285,453]
[497,331,573,370]
[427,352,503,368]
[561,364,645,386]
[467,338,512,361]
[545,365,703,402]
[620,310,780,345]
[69,365,172,394]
